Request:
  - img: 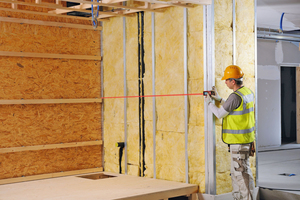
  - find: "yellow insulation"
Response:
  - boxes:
[155,7,185,182]
[187,5,205,192]
[103,16,125,173]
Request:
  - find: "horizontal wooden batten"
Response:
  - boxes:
[0,141,103,153]
[0,7,109,22]
[50,8,131,17]
[0,98,102,105]
[0,51,102,60]
[0,16,101,30]
[0,168,104,185]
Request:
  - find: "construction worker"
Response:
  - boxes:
[204,65,255,200]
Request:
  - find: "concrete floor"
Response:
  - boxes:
[258,143,300,198]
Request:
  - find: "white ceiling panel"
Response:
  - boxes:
[257,0,300,30]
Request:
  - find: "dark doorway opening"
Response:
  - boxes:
[281,67,297,144]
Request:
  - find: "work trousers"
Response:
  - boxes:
[230,144,255,200]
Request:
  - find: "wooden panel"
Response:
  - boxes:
[0,57,100,99]
[0,145,102,179]
[297,67,300,144]
[0,167,104,185]
[0,51,101,60]
[0,103,101,148]
[0,22,100,55]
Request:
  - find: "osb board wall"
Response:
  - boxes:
[0,104,101,148]
[214,0,255,195]
[0,146,102,179]
[0,4,102,179]
[297,67,300,144]
[103,6,205,193]
[0,23,98,55]
[0,57,100,99]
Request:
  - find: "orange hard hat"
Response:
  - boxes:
[221,65,244,80]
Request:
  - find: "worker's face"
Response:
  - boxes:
[225,79,235,89]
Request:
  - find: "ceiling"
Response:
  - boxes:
[257,0,300,31]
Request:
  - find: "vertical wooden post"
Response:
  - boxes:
[297,67,300,144]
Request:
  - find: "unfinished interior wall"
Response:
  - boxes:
[214,0,256,194]
[103,6,205,193]
[0,2,102,181]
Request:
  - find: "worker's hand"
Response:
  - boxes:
[211,86,221,101]
[204,94,213,105]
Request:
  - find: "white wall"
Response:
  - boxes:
[257,65,281,148]
[257,39,300,149]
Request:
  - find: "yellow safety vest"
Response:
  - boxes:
[222,87,255,144]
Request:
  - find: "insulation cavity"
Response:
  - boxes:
[103,17,125,173]
[155,7,185,182]
[187,5,205,193]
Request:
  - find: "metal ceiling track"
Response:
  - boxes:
[257,27,300,42]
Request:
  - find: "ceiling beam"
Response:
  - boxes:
[134,0,194,8]
[97,4,171,18]
[48,0,194,16]
[59,0,164,13]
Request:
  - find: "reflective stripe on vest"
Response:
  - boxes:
[222,87,255,144]
[223,127,255,134]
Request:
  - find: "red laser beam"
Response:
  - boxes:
[101,93,204,99]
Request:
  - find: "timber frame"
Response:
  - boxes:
[0,0,211,28]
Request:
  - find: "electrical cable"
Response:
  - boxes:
[91,0,100,28]
[279,12,285,32]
